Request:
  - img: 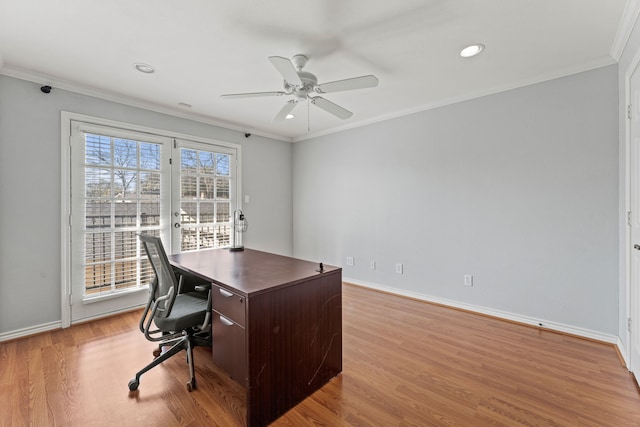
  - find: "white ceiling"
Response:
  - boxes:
[0,0,633,141]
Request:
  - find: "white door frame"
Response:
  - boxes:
[60,112,241,328]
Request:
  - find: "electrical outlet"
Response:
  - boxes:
[395,263,403,274]
[369,260,376,270]
[464,274,473,286]
[346,257,354,266]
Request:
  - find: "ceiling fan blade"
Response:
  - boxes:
[273,100,298,122]
[311,97,353,120]
[268,56,302,87]
[221,91,287,99]
[316,75,379,93]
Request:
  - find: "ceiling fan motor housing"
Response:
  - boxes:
[285,71,318,100]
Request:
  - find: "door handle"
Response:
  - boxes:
[635,244,640,250]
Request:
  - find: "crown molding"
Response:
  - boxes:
[0,65,293,143]
[293,57,616,142]
[611,0,640,61]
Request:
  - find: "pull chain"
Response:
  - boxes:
[307,97,310,133]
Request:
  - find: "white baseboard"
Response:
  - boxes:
[617,337,631,369]
[0,305,144,343]
[0,321,62,343]
[344,277,620,345]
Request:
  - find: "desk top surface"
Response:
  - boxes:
[169,248,340,296]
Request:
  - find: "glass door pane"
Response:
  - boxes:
[70,122,171,322]
[172,141,236,253]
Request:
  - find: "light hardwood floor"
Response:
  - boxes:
[2,283,640,426]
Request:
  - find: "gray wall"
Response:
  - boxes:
[293,65,619,335]
[0,74,293,335]
[0,64,622,338]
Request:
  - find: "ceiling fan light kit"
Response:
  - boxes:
[221,54,379,123]
[460,44,485,58]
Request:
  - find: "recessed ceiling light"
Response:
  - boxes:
[285,114,295,119]
[134,63,155,74]
[460,44,485,58]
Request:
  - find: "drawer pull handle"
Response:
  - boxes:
[219,315,234,326]
[219,288,234,298]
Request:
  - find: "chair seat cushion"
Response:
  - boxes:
[155,293,208,332]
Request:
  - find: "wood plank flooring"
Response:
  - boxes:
[2,283,640,426]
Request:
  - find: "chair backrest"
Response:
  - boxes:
[139,234,178,318]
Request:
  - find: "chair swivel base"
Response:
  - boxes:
[128,334,197,392]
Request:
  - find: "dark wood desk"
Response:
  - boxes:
[169,248,342,427]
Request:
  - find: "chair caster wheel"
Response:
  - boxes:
[128,378,139,391]
[186,379,197,392]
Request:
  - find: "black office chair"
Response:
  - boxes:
[128,234,211,392]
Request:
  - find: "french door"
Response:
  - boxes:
[170,140,235,254]
[67,118,238,324]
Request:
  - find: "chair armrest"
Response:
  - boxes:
[193,283,212,331]
[194,283,211,292]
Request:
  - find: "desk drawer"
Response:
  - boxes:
[211,284,245,327]
[212,312,247,386]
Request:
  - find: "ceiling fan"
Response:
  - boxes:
[221,54,379,122]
